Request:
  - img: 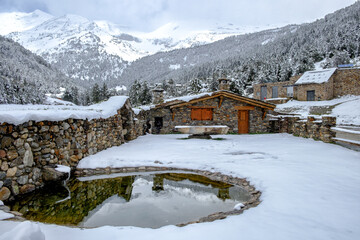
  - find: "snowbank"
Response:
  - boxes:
[332,97,360,125]
[0,221,45,240]
[0,96,128,125]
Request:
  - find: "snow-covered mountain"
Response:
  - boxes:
[0,10,277,86]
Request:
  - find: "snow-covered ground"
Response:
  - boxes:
[0,96,128,125]
[275,95,360,126]
[1,134,359,240]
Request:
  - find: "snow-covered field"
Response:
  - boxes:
[275,95,360,126]
[1,134,360,240]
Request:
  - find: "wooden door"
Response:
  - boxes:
[307,90,315,101]
[238,110,249,134]
[260,86,267,100]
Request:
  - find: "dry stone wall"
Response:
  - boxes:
[0,99,142,201]
[269,115,336,142]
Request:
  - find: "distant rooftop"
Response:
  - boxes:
[295,68,337,85]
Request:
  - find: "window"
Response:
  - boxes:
[272,86,278,98]
[287,86,294,97]
[191,108,213,120]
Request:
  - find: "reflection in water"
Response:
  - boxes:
[8,172,251,228]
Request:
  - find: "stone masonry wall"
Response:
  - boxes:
[253,76,300,101]
[269,115,336,142]
[0,99,141,201]
[149,97,272,134]
[333,68,360,97]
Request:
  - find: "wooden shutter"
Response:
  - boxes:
[191,108,202,120]
[202,108,213,120]
[191,108,213,120]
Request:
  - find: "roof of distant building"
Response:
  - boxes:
[295,68,337,85]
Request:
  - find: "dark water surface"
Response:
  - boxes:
[8,171,251,228]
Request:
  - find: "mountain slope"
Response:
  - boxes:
[0,35,81,104]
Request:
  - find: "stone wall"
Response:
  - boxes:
[333,68,360,97]
[148,97,272,134]
[0,99,141,201]
[269,115,336,142]
[253,76,300,100]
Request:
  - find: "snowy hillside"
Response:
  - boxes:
[0,10,53,35]
[0,10,276,87]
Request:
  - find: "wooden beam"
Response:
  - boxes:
[218,96,224,108]
[234,106,255,110]
[262,110,267,120]
[187,106,217,109]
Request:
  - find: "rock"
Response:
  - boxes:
[20,133,29,139]
[41,148,51,154]
[19,184,36,194]
[0,181,3,188]
[1,136,14,148]
[6,150,18,160]
[42,166,69,182]
[12,132,19,138]
[1,161,8,171]
[62,122,70,130]
[50,125,60,132]
[6,167,17,177]
[0,150,6,158]
[20,128,29,134]
[40,126,49,132]
[0,126,7,134]
[32,168,41,181]
[30,142,40,148]
[3,179,12,187]
[0,187,11,201]
[70,155,79,162]
[17,175,28,185]
[23,143,34,167]
[11,181,19,195]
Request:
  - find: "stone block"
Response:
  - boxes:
[0,187,11,201]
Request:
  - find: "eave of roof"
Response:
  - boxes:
[155,90,275,110]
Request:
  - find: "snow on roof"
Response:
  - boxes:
[295,68,337,85]
[0,96,128,125]
[164,92,212,103]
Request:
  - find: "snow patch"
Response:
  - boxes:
[0,221,45,240]
[169,64,181,70]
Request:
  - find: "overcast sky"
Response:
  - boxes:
[0,0,357,31]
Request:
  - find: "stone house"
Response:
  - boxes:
[147,79,275,134]
[253,67,360,102]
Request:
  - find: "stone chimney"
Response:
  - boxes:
[218,78,230,91]
[152,87,164,105]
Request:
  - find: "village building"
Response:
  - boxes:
[253,67,360,103]
[147,79,275,134]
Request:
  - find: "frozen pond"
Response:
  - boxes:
[7,172,251,228]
